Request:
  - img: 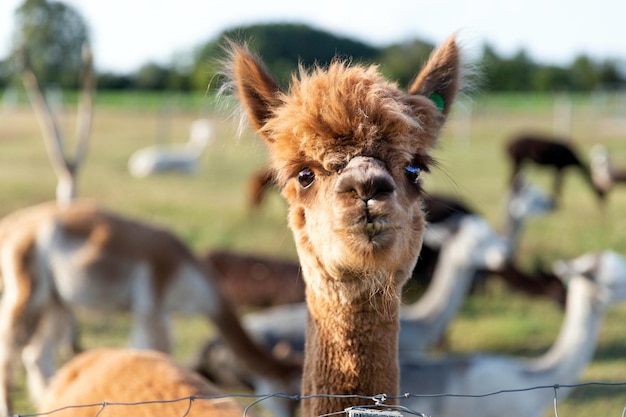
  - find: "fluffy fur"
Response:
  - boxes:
[227,36,461,416]
[202,249,304,308]
[38,349,245,417]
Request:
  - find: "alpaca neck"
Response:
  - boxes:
[531,277,604,384]
[578,163,606,199]
[503,213,523,252]
[301,273,401,417]
[402,251,475,340]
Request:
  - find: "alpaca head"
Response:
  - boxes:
[424,214,512,270]
[553,250,626,307]
[227,37,461,302]
[508,174,555,220]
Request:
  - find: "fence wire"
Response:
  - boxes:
[14,380,626,417]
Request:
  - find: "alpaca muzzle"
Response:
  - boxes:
[335,156,396,202]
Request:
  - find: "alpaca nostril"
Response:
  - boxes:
[336,174,396,201]
[365,176,396,200]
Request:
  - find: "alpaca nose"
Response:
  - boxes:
[335,156,396,201]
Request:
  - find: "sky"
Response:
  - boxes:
[0,0,625,73]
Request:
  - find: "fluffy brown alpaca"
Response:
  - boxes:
[39,36,462,417]
[202,249,305,308]
[226,36,461,416]
[38,349,246,417]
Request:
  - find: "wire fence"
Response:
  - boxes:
[15,380,626,417]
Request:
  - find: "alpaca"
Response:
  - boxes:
[0,201,300,417]
[38,349,246,417]
[590,144,626,193]
[502,174,554,254]
[128,118,215,178]
[20,44,95,206]
[399,250,626,417]
[505,134,606,205]
[39,36,464,417]
[201,249,305,308]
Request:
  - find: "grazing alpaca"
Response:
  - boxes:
[505,134,605,205]
[40,36,463,417]
[399,250,626,417]
[590,144,626,193]
[0,201,300,417]
[128,118,214,178]
[201,249,305,308]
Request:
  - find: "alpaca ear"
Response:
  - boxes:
[228,41,283,141]
[408,36,461,119]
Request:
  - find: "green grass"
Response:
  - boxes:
[1,91,625,416]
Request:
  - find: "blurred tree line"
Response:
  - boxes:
[0,0,624,93]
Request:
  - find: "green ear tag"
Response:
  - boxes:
[428,93,445,112]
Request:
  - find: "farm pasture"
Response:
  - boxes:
[0,91,625,416]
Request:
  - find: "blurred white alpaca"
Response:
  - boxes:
[400,250,626,417]
[128,118,214,178]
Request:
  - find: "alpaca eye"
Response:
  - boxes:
[405,165,421,184]
[298,168,316,189]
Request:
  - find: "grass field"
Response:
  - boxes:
[1,90,625,416]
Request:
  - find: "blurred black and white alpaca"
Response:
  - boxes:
[400,250,626,417]
[128,118,214,178]
[506,133,606,205]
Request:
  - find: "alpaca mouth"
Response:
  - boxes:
[343,217,390,241]
[364,220,386,238]
[362,216,396,244]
